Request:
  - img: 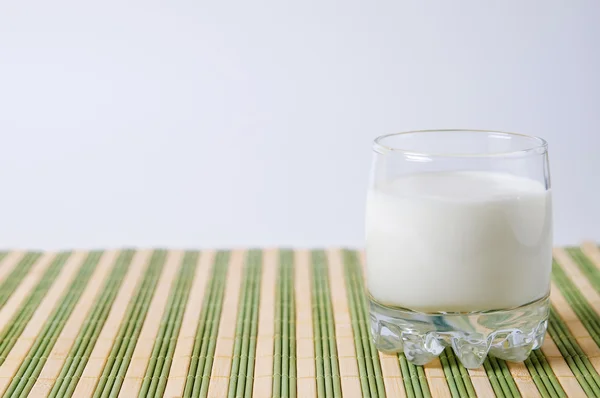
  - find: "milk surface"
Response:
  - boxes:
[366,171,552,312]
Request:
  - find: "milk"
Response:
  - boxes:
[366,171,552,313]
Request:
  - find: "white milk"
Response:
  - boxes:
[366,171,552,313]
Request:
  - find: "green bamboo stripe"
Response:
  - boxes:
[228,250,262,398]
[342,250,385,398]
[48,250,136,398]
[273,250,296,398]
[398,354,431,398]
[566,247,600,294]
[439,351,460,398]
[483,357,521,397]
[481,357,505,398]
[439,349,476,398]
[311,250,342,398]
[480,330,564,397]
[0,252,43,309]
[183,251,230,398]
[4,251,104,398]
[139,251,198,398]
[548,306,600,396]
[280,251,290,398]
[0,252,71,366]
[552,259,600,347]
[93,250,167,398]
[289,253,297,398]
[523,349,566,398]
[0,252,7,263]
[273,251,283,398]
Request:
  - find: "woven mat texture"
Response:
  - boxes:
[0,246,598,397]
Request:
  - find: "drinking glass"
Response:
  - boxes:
[366,130,552,368]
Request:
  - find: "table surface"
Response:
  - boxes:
[0,245,598,397]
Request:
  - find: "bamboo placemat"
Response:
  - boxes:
[0,245,599,397]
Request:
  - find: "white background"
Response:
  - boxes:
[0,1,598,249]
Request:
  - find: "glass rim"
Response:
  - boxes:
[373,129,548,158]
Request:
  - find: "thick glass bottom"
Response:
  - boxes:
[369,295,549,369]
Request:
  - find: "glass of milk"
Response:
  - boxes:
[366,130,551,368]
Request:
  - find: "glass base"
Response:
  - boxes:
[369,295,549,369]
